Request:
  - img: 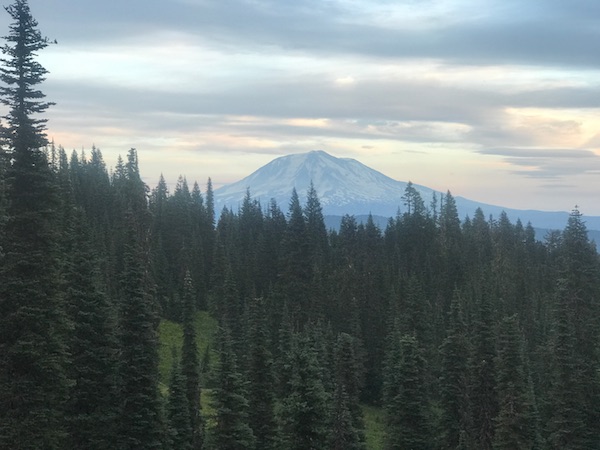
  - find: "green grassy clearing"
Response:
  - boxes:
[159,313,385,448]
[158,310,218,387]
[363,404,386,450]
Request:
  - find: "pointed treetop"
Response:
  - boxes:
[1,0,54,150]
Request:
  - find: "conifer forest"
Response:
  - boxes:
[1,1,599,449]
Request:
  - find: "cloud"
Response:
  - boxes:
[22,0,600,69]
[478,147,600,180]
[3,0,598,214]
[479,148,596,159]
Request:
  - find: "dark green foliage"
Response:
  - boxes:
[402,181,426,216]
[384,333,431,450]
[181,272,203,449]
[238,189,264,298]
[330,386,363,450]
[0,2,69,447]
[398,275,431,346]
[207,326,255,450]
[439,191,464,301]
[304,181,329,271]
[439,291,471,450]
[280,188,311,324]
[0,0,54,150]
[279,332,330,450]
[167,351,193,450]
[330,332,366,450]
[64,212,120,450]
[118,218,164,449]
[246,297,278,450]
[469,291,498,450]
[546,209,600,449]
[492,315,539,450]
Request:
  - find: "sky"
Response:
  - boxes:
[5,0,600,213]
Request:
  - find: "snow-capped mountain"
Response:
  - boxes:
[214,150,600,233]
[215,150,429,216]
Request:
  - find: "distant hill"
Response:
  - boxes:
[214,150,600,236]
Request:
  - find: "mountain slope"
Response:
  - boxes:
[214,150,432,216]
[214,150,600,232]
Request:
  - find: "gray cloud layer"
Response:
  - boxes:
[6,0,598,210]
[24,0,600,68]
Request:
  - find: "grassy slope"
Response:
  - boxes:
[158,312,385,449]
[363,404,386,450]
[158,311,218,388]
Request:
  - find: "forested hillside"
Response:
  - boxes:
[1,1,600,449]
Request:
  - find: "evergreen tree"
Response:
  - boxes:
[547,279,591,449]
[167,350,193,450]
[181,272,203,449]
[330,386,362,450]
[149,174,170,312]
[439,191,464,302]
[0,0,54,151]
[207,326,255,450]
[64,212,120,450]
[0,2,69,447]
[246,297,278,450]
[329,332,366,450]
[304,181,329,271]
[401,181,426,216]
[118,216,163,449]
[439,291,471,450]
[384,334,431,450]
[280,188,311,324]
[258,199,287,290]
[492,315,539,450]
[547,209,600,449]
[238,189,263,298]
[279,332,330,450]
[398,275,431,346]
[205,177,215,228]
[469,291,498,450]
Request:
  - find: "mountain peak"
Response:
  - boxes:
[213,150,427,215]
[213,150,600,233]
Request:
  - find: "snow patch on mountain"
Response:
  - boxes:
[214,150,435,215]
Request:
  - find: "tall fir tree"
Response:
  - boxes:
[246,297,279,450]
[0,2,69,447]
[206,326,255,450]
[469,291,498,450]
[167,350,193,450]
[546,209,600,449]
[384,333,431,450]
[439,291,472,450]
[492,314,539,450]
[281,188,311,324]
[181,271,204,449]
[304,181,329,271]
[64,211,120,450]
[118,215,164,449]
[279,332,330,450]
[547,279,591,449]
[329,332,366,450]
